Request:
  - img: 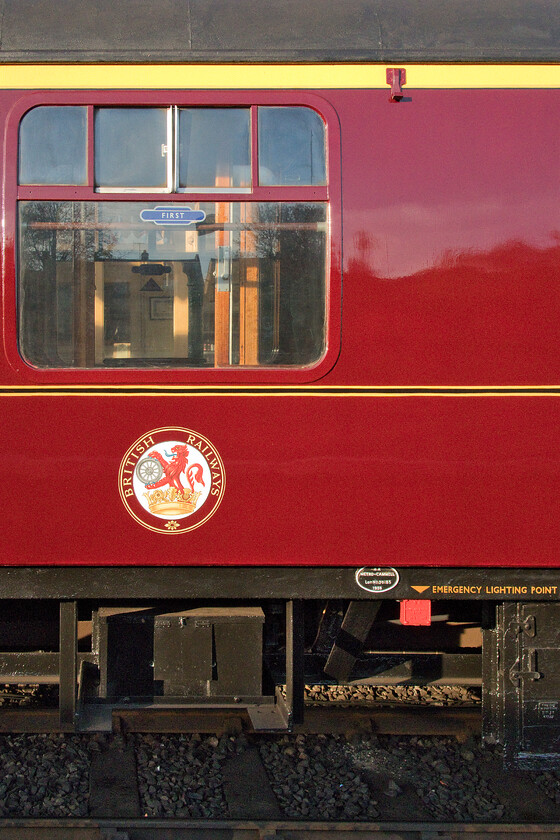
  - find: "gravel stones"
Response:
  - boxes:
[0,733,90,817]
[0,685,55,708]
[344,734,505,821]
[135,731,381,821]
[533,768,560,804]
[0,729,556,822]
[259,733,379,820]
[305,684,481,706]
[135,732,246,818]
[0,684,557,823]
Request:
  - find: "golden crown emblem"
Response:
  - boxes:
[143,487,201,517]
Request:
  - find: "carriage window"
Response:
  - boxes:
[95,108,171,190]
[18,201,327,368]
[178,108,251,189]
[258,107,326,186]
[18,105,329,370]
[19,106,87,185]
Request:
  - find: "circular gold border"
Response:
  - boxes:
[118,426,226,534]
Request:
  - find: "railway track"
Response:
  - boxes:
[0,821,560,839]
[1,698,559,835]
[0,693,481,736]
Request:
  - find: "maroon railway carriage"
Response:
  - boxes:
[0,0,559,766]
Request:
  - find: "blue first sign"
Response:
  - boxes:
[140,206,206,226]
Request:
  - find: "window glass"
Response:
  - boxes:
[178,108,251,189]
[258,107,326,186]
[95,108,169,189]
[19,201,327,369]
[19,106,87,185]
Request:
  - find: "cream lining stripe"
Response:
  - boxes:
[1,387,560,398]
[2,384,560,391]
[0,65,558,90]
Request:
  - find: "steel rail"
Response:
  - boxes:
[1,820,560,839]
[0,701,481,736]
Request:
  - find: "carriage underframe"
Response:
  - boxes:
[0,566,557,767]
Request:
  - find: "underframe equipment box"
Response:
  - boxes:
[94,606,264,702]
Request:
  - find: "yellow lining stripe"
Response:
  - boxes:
[0,384,559,391]
[1,386,560,398]
[0,64,559,90]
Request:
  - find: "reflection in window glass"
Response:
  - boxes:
[18,201,327,369]
[178,108,251,189]
[19,107,87,185]
[258,107,326,186]
[95,108,169,189]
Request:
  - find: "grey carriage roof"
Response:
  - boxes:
[0,0,558,64]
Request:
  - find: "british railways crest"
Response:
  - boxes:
[118,427,225,534]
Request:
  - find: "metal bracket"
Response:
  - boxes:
[59,600,78,731]
[509,649,541,685]
[386,67,407,102]
[513,614,536,638]
[285,599,305,726]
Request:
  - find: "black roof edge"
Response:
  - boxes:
[1,50,559,64]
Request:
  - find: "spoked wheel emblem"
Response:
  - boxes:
[135,457,164,485]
